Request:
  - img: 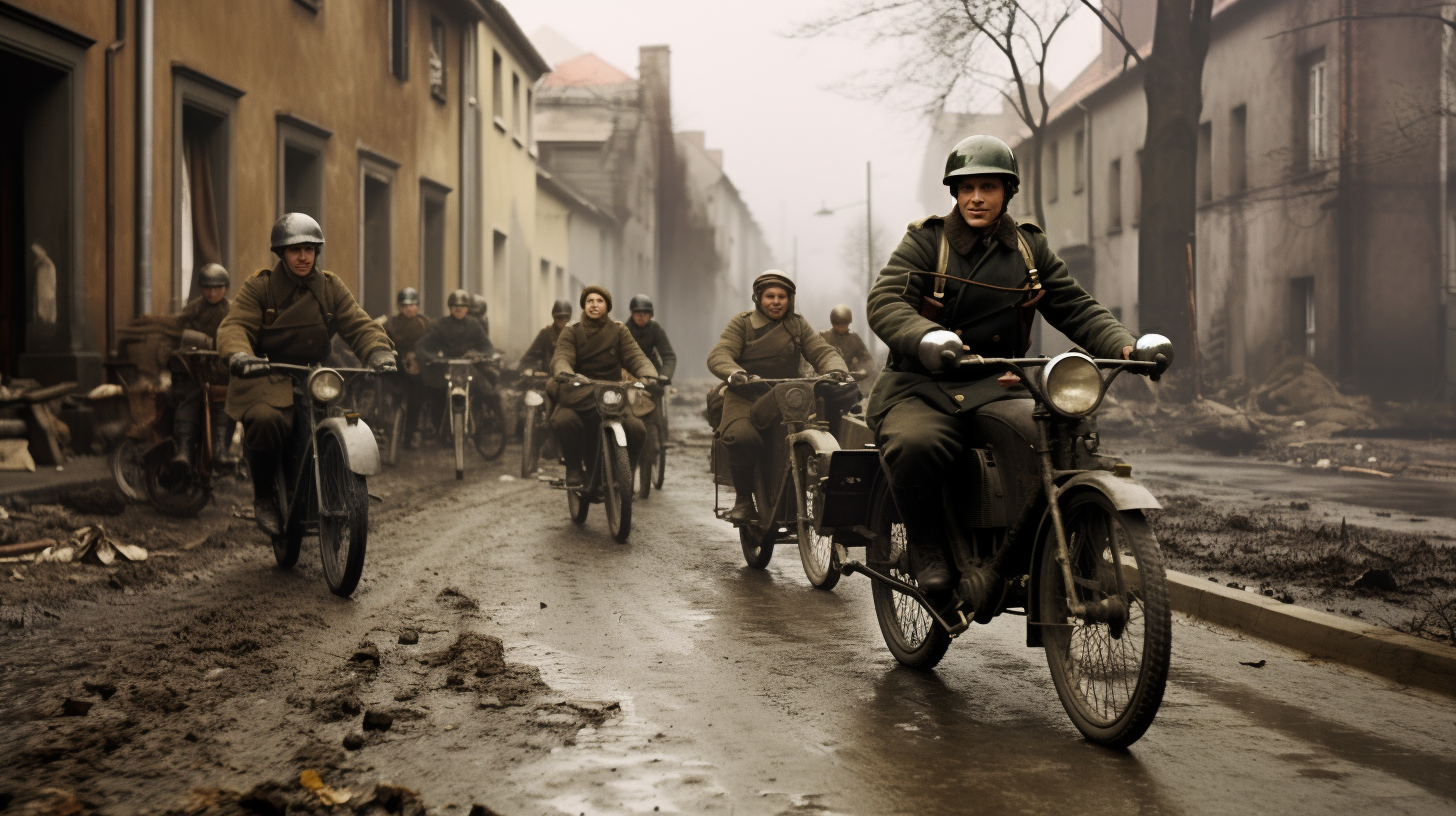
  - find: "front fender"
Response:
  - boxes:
[1025,470,1159,648]
[1058,470,1161,511]
[604,420,628,448]
[317,416,381,476]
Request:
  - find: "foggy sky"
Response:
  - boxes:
[512,1,1104,329]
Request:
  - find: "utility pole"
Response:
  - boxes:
[865,160,874,354]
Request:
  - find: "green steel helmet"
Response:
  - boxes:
[629,294,654,315]
[447,289,472,308]
[550,299,573,319]
[197,263,230,289]
[470,294,488,316]
[829,304,852,326]
[942,135,1020,187]
[269,212,325,253]
[396,287,420,307]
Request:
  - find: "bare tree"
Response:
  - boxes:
[1083,0,1213,398]
[797,0,1080,228]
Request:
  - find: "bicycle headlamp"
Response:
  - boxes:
[600,388,624,407]
[308,368,346,403]
[524,390,544,407]
[1041,352,1102,417]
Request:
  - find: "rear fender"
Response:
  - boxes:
[1024,471,1158,647]
[317,416,381,476]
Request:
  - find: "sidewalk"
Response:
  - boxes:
[0,456,114,504]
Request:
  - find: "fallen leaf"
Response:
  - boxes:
[299,769,352,805]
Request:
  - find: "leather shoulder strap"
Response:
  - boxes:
[1015,229,1041,289]
[933,228,950,299]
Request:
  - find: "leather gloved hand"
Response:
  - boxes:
[368,350,398,374]
[229,352,269,379]
[554,371,573,384]
[917,330,963,373]
[826,370,852,383]
[728,370,750,387]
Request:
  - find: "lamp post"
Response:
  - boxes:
[814,161,874,353]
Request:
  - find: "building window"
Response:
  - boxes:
[1297,49,1327,169]
[359,153,397,319]
[1047,140,1060,203]
[1131,149,1142,228]
[429,18,446,102]
[1107,158,1122,234]
[277,114,330,227]
[421,181,449,316]
[511,72,522,143]
[1072,129,1085,194]
[491,51,504,130]
[492,230,508,297]
[172,68,240,307]
[1291,277,1315,358]
[1196,121,1212,203]
[1229,105,1248,194]
[526,88,535,151]
[389,0,409,81]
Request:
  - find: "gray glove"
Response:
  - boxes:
[367,350,398,374]
[229,352,269,379]
[918,330,963,373]
[728,370,751,387]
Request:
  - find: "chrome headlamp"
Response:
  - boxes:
[307,368,346,404]
[1041,352,1103,417]
[523,390,545,407]
[599,387,624,407]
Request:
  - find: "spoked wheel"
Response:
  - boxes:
[317,436,369,598]
[110,438,147,501]
[603,430,633,543]
[637,423,657,500]
[142,457,211,518]
[473,397,507,461]
[1039,490,1170,749]
[567,484,590,525]
[385,403,405,467]
[521,404,542,478]
[272,463,305,570]
[793,446,839,590]
[870,497,951,669]
[452,409,465,480]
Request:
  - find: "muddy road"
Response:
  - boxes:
[4,410,1456,815]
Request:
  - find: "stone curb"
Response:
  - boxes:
[1163,568,1456,697]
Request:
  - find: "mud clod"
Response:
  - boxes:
[362,710,395,732]
[422,632,505,678]
[349,642,381,666]
[397,629,419,645]
[342,732,365,751]
[435,588,479,612]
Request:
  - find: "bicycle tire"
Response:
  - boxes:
[453,409,465,480]
[1039,490,1170,748]
[604,431,633,542]
[521,404,541,478]
[272,462,304,570]
[870,493,951,669]
[793,445,839,590]
[110,438,147,502]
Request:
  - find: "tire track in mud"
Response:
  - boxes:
[0,456,621,814]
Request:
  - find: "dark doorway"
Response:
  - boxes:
[362,174,392,318]
[0,49,67,379]
[420,184,447,318]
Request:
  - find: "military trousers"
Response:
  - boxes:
[551,407,645,474]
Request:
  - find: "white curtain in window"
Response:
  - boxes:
[179,145,194,303]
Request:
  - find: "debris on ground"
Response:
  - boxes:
[299,769,352,806]
[36,525,148,565]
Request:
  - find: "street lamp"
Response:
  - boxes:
[815,160,874,353]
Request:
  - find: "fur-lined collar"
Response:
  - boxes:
[943,208,1019,257]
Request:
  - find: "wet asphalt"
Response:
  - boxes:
[353,419,1456,815]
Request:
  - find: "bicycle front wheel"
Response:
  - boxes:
[794,445,839,590]
[317,436,369,598]
[1039,490,1170,749]
[603,430,632,543]
[452,410,465,480]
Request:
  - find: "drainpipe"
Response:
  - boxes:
[133,0,153,317]
[105,0,125,357]
[1443,6,1456,398]
[1336,0,1355,387]
[1077,102,1094,261]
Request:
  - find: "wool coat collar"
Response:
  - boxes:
[943,207,1020,257]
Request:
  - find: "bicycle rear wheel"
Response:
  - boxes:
[870,493,950,669]
[1039,490,1170,748]
[110,438,147,501]
[474,397,507,461]
[317,436,369,598]
[385,404,405,467]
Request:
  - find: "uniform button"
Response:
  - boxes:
[954,394,965,402]
[992,334,1000,342]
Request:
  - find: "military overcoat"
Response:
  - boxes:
[217,264,392,421]
[550,316,658,412]
[865,210,1134,428]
